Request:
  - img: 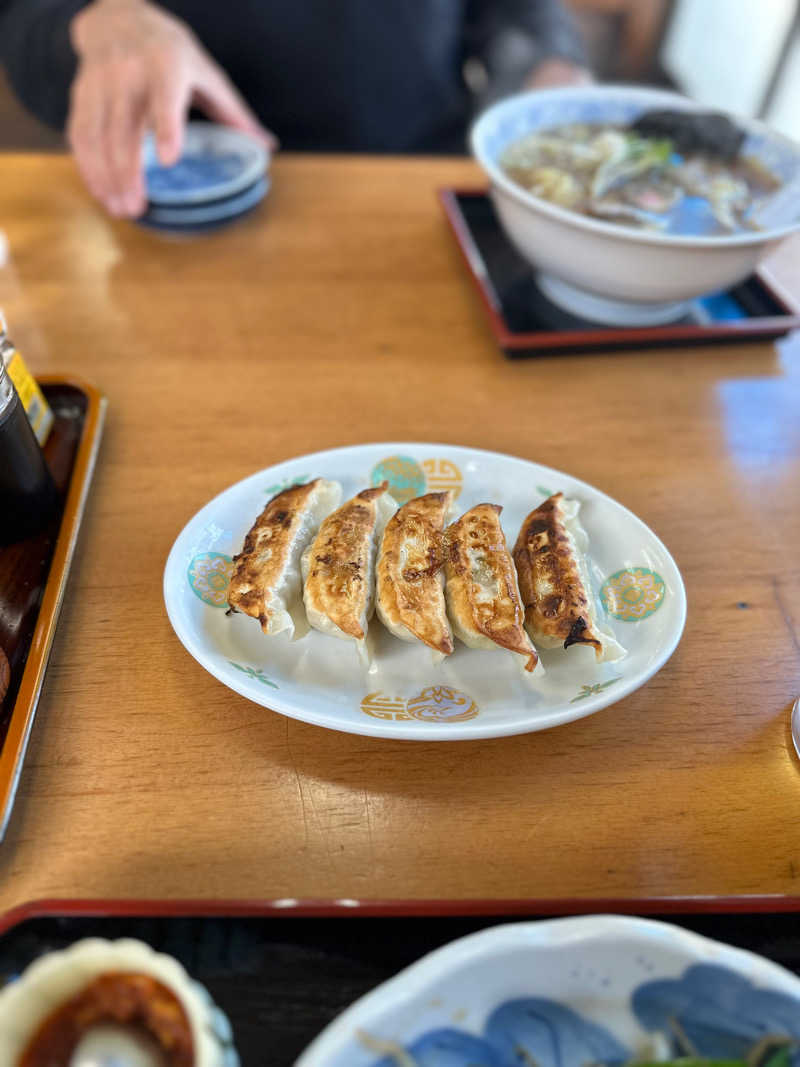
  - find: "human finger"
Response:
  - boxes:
[68,70,117,210]
[150,61,192,167]
[106,86,148,216]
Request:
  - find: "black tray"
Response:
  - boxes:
[0,379,106,840]
[440,189,800,357]
[2,899,800,1065]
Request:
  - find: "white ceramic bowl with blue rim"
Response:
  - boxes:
[142,121,269,205]
[295,914,800,1067]
[470,85,800,325]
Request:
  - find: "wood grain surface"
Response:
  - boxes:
[0,154,798,912]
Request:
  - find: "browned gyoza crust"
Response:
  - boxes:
[304,484,388,640]
[512,492,602,657]
[377,491,454,655]
[445,503,537,671]
[228,478,323,632]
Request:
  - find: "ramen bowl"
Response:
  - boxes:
[470,85,800,325]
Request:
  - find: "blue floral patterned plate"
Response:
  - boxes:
[163,443,686,740]
[142,122,269,206]
[294,916,800,1067]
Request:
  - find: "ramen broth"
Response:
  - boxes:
[500,122,781,236]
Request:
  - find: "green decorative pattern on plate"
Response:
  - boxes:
[229,662,279,688]
[570,677,622,703]
[601,568,666,621]
[264,474,309,496]
[370,455,426,504]
[188,552,233,607]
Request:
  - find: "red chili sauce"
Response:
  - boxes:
[19,972,194,1067]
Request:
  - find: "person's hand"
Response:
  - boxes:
[68,0,277,217]
[524,57,593,90]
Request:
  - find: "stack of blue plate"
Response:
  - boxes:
[140,122,270,231]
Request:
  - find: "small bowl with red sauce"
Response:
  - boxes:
[0,939,238,1066]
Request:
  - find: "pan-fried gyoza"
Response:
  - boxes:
[513,493,625,663]
[376,491,454,661]
[444,503,539,674]
[227,478,342,638]
[302,483,397,667]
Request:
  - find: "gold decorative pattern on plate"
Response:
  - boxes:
[406,685,478,722]
[421,458,463,500]
[360,693,412,721]
[360,686,478,723]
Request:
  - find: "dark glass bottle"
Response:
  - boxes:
[0,358,58,545]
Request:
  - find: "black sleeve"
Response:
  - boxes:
[464,0,589,105]
[0,0,88,130]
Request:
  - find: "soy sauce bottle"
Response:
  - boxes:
[0,357,57,545]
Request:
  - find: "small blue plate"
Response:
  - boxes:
[139,176,270,231]
[143,122,269,206]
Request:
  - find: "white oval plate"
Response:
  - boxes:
[163,443,686,740]
[294,915,800,1067]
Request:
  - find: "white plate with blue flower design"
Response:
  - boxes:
[163,443,686,740]
[294,914,800,1067]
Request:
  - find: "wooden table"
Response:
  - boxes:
[0,154,798,914]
